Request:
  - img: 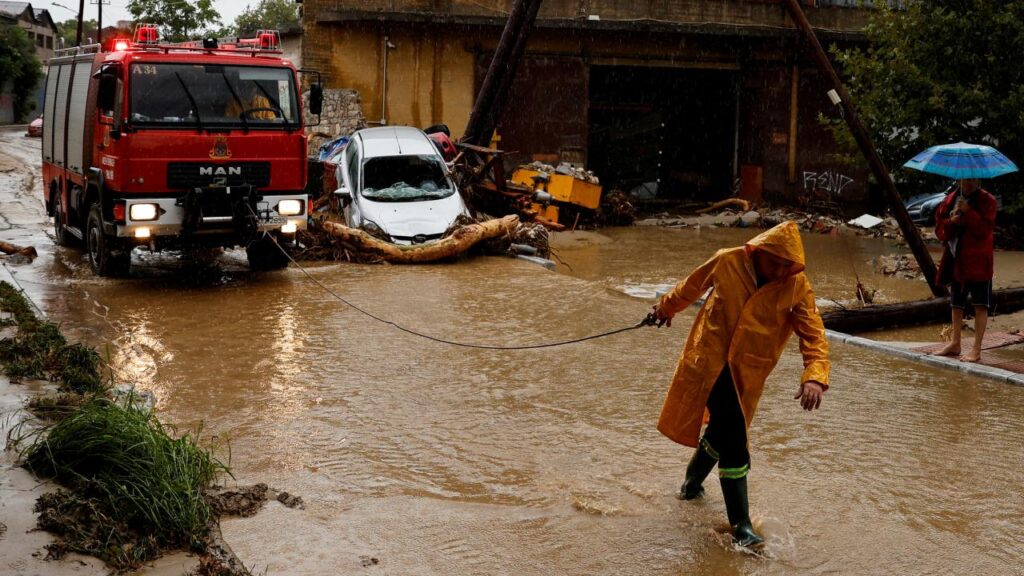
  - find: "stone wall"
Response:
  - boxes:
[303,88,367,157]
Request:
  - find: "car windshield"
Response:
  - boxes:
[361,155,455,201]
[129,63,298,128]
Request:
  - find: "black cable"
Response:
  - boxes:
[263,227,652,350]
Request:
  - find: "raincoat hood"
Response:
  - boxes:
[744,221,806,275]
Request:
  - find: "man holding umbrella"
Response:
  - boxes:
[933,179,997,362]
[904,142,1017,362]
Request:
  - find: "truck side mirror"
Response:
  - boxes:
[309,83,323,116]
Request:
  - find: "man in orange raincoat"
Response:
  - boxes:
[652,220,830,548]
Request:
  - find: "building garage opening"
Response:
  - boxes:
[588,65,738,202]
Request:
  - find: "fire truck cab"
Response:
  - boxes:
[41,26,321,276]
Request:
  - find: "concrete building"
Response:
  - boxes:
[1,2,57,123]
[0,2,58,62]
[301,0,892,206]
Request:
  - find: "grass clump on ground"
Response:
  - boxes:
[22,394,229,570]
[0,282,105,394]
[1,281,235,572]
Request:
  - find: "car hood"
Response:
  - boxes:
[360,193,469,238]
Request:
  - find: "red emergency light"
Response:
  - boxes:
[114,39,130,51]
[256,29,280,50]
[134,23,159,45]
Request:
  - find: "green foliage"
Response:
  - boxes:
[126,0,221,42]
[829,0,1024,211]
[55,18,98,47]
[234,0,299,36]
[0,282,105,394]
[0,25,43,121]
[24,395,229,570]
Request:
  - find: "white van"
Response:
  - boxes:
[334,126,470,244]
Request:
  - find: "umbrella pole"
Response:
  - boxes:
[783,0,947,298]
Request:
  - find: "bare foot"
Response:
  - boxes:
[960,350,982,363]
[933,341,961,356]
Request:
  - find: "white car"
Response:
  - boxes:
[334,126,470,244]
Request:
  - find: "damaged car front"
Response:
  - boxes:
[335,126,470,245]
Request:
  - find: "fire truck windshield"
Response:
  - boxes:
[129,63,299,128]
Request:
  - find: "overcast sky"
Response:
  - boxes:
[40,0,251,29]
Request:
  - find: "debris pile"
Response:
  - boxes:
[502,221,550,258]
[523,161,600,185]
[873,253,924,280]
[599,189,637,226]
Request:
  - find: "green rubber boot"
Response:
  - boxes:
[679,442,718,500]
[719,475,765,549]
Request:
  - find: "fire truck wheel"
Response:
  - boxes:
[53,196,78,247]
[246,236,289,271]
[86,206,130,277]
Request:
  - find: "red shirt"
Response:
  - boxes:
[935,188,997,282]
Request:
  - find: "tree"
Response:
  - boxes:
[0,25,43,121]
[234,0,299,36]
[126,0,221,42]
[56,18,98,47]
[829,1,1024,212]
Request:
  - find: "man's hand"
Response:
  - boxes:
[794,381,825,411]
[651,304,672,328]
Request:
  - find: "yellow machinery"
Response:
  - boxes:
[509,168,603,226]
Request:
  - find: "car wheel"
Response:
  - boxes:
[246,236,289,271]
[86,205,130,277]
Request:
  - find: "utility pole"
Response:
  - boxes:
[462,0,544,146]
[782,0,946,297]
[76,0,85,45]
[91,0,109,45]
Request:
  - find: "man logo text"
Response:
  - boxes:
[199,166,242,176]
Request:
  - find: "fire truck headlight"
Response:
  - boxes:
[281,221,298,235]
[277,200,303,216]
[129,203,159,221]
[134,227,151,239]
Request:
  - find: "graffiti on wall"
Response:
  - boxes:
[802,170,855,196]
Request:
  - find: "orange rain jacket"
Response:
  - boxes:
[655,221,831,447]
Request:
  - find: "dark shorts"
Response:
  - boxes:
[950,280,993,310]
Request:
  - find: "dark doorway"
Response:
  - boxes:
[588,65,738,200]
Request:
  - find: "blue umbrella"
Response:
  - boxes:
[903,141,1019,179]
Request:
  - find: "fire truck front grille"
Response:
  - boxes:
[167,162,271,190]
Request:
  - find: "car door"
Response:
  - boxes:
[340,138,362,227]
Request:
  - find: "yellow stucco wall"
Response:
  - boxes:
[319,26,477,138]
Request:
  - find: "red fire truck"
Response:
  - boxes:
[41,25,322,276]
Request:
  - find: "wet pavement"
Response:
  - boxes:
[3,130,1024,574]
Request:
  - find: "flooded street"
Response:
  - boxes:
[4,131,1024,574]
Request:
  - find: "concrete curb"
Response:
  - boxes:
[825,329,1023,386]
[0,262,46,319]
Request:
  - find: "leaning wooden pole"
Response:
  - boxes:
[782,0,946,298]
[477,0,544,147]
[462,0,535,146]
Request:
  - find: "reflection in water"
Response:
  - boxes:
[17,228,1024,575]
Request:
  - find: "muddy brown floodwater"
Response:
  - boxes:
[10,225,1019,575]
[4,129,1023,575]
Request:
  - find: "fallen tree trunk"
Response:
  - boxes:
[0,239,37,259]
[822,287,1024,334]
[320,215,520,263]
